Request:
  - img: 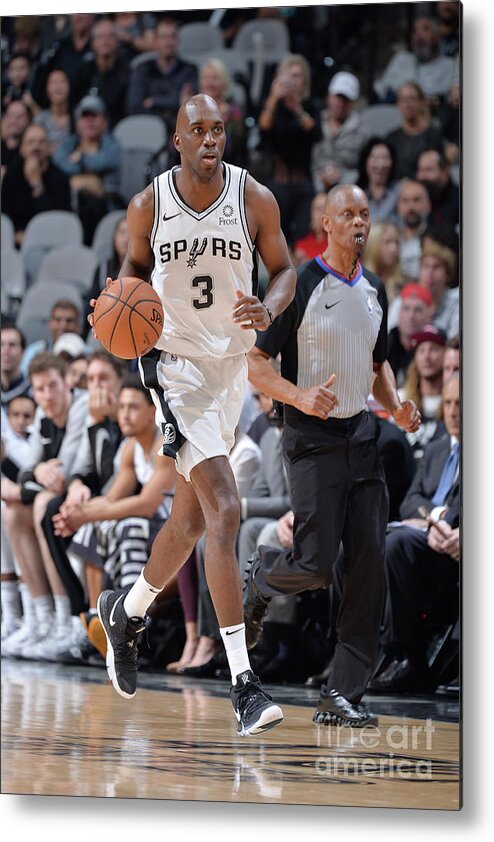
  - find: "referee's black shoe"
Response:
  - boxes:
[231,669,283,736]
[313,685,379,727]
[243,552,270,650]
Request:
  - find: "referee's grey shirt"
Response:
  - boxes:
[256,256,388,419]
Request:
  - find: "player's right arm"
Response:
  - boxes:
[88,185,156,333]
[87,184,154,332]
[118,184,155,283]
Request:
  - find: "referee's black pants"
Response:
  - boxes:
[255,410,389,703]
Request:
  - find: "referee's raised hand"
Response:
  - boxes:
[296,373,339,419]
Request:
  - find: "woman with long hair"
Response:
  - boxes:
[357,136,401,224]
[363,221,403,303]
[32,69,72,155]
[257,53,321,248]
[399,326,446,461]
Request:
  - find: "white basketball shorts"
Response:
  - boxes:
[139,349,248,482]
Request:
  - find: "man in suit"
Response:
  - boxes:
[370,371,460,693]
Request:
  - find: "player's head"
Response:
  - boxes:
[28,352,70,420]
[86,350,126,397]
[443,335,460,384]
[442,370,460,437]
[7,395,36,436]
[322,185,371,255]
[174,94,226,180]
[117,373,155,438]
[1,322,26,377]
[48,299,81,342]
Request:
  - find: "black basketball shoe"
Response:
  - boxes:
[312,685,378,727]
[243,552,270,650]
[231,669,283,736]
[97,590,147,699]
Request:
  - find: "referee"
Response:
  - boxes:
[244,184,421,727]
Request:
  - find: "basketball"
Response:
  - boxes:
[92,277,164,359]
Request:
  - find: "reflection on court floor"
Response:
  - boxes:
[1,660,460,809]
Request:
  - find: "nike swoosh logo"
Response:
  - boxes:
[163,212,181,222]
[109,593,125,627]
[40,436,52,445]
[325,300,341,310]
[225,627,243,636]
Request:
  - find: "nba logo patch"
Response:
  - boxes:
[366,295,373,313]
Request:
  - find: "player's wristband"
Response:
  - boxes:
[262,303,274,325]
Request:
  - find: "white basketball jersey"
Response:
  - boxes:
[150,163,257,359]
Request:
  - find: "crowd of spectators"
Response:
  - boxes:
[1,4,461,695]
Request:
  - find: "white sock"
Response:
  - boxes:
[33,594,54,626]
[123,569,162,619]
[18,583,36,628]
[220,623,251,684]
[54,594,72,628]
[1,580,22,623]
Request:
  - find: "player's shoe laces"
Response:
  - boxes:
[243,552,270,650]
[97,590,147,699]
[231,669,283,736]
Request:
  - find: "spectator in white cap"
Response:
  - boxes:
[311,70,369,191]
[52,332,88,361]
[52,332,90,390]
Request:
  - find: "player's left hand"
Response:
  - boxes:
[233,290,272,330]
[392,399,421,432]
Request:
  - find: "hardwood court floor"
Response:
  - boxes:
[1,659,460,809]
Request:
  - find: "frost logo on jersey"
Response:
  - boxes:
[187,237,207,268]
[163,423,177,445]
[220,203,238,226]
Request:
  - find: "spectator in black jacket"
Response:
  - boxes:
[416,148,460,228]
[126,17,198,135]
[1,51,32,111]
[369,371,460,694]
[257,54,321,248]
[30,13,95,109]
[74,17,130,129]
[0,99,32,179]
[1,122,71,246]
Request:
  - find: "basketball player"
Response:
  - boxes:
[243,185,421,727]
[91,94,296,736]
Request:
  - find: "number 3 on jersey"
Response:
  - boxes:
[192,274,214,310]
